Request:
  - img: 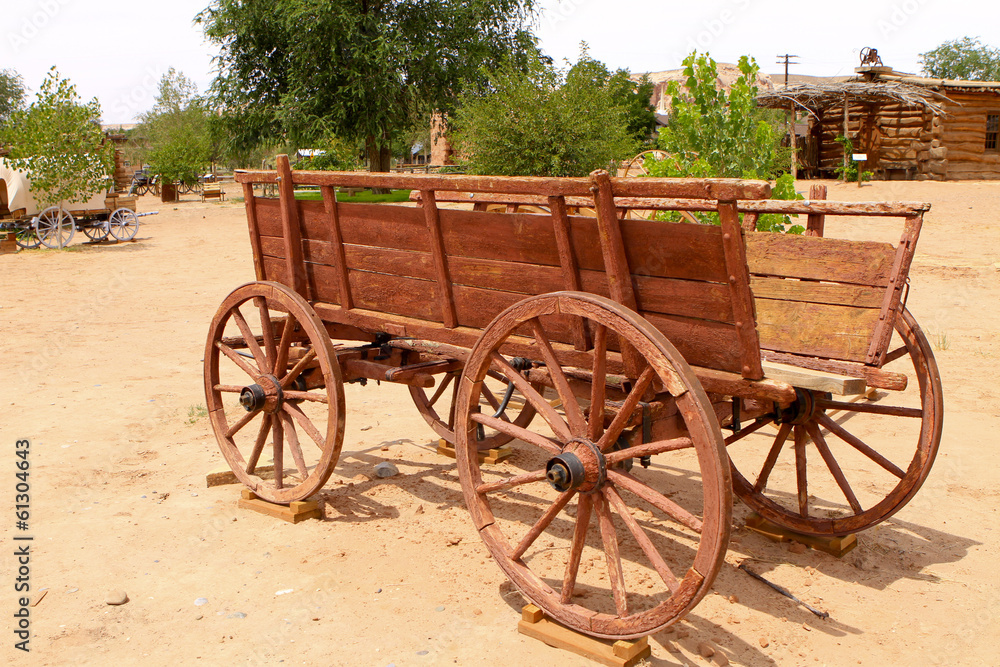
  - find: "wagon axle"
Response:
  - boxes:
[239,375,283,413]
[545,438,607,494]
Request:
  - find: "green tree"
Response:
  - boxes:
[452,50,639,177]
[647,53,802,232]
[653,53,778,179]
[0,68,112,208]
[920,37,1000,81]
[135,69,215,184]
[198,0,537,173]
[0,69,26,126]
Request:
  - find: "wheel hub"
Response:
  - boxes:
[546,438,606,494]
[775,388,817,425]
[239,374,284,413]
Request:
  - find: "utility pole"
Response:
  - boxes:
[776,54,800,178]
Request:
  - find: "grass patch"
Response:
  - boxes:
[932,331,950,351]
[294,189,412,204]
[187,404,208,424]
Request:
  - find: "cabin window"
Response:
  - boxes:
[987,113,1000,151]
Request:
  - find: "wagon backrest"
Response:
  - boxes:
[741,198,926,369]
[236,156,772,379]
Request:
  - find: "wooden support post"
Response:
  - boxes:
[866,213,922,365]
[420,189,458,329]
[590,170,642,376]
[276,154,309,298]
[790,101,798,179]
[320,185,354,309]
[548,195,590,351]
[241,182,266,281]
[806,184,827,237]
[842,94,850,183]
[717,201,763,380]
[518,605,651,667]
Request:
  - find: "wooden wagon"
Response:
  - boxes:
[205,155,942,639]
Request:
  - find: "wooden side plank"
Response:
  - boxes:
[242,182,266,282]
[746,233,896,287]
[750,276,884,309]
[755,298,880,363]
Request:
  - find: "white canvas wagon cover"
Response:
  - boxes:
[1,158,108,217]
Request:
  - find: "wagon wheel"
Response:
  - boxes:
[14,224,41,249]
[34,207,75,249]
[728,308,943,536]
[108,208,139,241]
[409,369,542,451]
[455,292,731,639]
[622,149,668,177]
[136,184,150,196]
[82,220,109,242]
[205,281,346,504]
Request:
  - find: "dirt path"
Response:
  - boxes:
[1,180,998,666]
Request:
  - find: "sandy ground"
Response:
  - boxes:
[1,179,998,667]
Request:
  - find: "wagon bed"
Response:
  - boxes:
[207,155,941,639]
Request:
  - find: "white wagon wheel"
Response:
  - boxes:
[34,207,75,249]
[108,208,139,241]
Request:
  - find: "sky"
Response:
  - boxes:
[2,0,997,124]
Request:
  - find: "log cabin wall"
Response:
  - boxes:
[939,90,1000,180]
[810,82,1000,181]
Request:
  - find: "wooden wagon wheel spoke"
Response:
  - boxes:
[282,390,329,403]
[528,318,587,436]
[597,366,655,453]
[604,437,694,464]
[588,325,608,441]
[805,421,863,514]
[604,484,680,593]
[216,341,260,379]
[470,413,561,454]
[476,470,548,495]
[607,469,704,534]
[410,368,540,450]
[284,401,325,449]
[206,282,344,504]
[280,348,317,388]
[794,426,809,517]
[274,315,296,374]
[491,351,571,441]
[594,492,629,617]
[753,423,792,493]
[511,489,576,560]
[281,411,310,480]
[454,292,730,640]
[254,297,279,371]
[226,407,261,438]
[816,412,905,479]
[730,308,942,536]
[815,398,922,418]
[560,494,593,603]
[245,414,272,475]
[724,418,771,446]
[231,308,269,372]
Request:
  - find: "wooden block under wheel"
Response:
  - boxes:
[745,513,857,557]
[237,488,322,524]
[518,604,651,667]
[436,438,513,464]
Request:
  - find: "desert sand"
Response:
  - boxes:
[1,178,998,666]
